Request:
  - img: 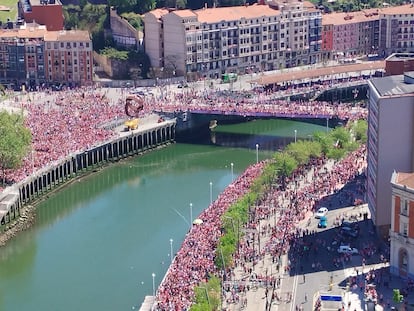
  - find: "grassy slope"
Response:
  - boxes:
[0,0,18,23]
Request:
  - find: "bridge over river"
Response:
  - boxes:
[147,61,380,135]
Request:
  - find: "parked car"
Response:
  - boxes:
[315,207,328,218]
[337,245,359,255]
[341,221,359,230]
[178,82,188,88]
[340,226,359,238]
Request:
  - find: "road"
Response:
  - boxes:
[222,159,391,311]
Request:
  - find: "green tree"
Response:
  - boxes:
[352,120,368,143]
[120,12,143,29]
[109,0,156,14]
[313,131,335,154]
[191,276,221,311]
[219,0,245,6]
[273,152,297,190]
[100,47,129,60]
[0,111,32,185]
[285,140,313,165]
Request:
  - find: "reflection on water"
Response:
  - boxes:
[211,119,327,150]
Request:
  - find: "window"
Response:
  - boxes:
[402,222,408,237]
[402,199,409,216]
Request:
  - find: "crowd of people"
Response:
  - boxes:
[153,142,368,310]
[234,145,367,272]
[155,161,267,310]
[0,79,372,309]
[148,90,367,122]
[1,83,367,188]
[1,88,126,185]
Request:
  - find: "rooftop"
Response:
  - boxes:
[370,74,414,97]
[322,8,379,26]
[158,1,318,23]
[380,3,414,15]
[44,30,90,42]
[0,26,47,39]
[149,8,169,19]
[195,4,280,23]
[386,53,414,62]
[393,171,414,190]
[27,0,61,6]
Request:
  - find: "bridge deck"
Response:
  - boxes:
[253,61,385,86]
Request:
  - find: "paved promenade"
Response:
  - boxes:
[222,152,413,311]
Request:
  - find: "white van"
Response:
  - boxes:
[337,245,358,255]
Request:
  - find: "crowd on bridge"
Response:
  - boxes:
[0,83,367,189]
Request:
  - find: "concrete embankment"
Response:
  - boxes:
[0,115,176,246]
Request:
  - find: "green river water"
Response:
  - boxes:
[0,119,327,311]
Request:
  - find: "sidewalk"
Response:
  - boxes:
[222,160,337,311]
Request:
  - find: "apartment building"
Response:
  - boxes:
[0,25,47,88]
[367,72,414,236]
[144,0,322,78]
[390,171,414,278]
[0,25,92,87]
[44,30,93,85]
[322,9,379,60]
[379,4,414,56]
[143,8,169,70]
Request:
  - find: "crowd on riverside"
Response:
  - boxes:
[1,88,125,186]
[155,161,267,310]
[154,144,367,310]
[0,83,367,189]
[0,81,370,309]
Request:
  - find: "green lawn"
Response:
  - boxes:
[0,0,18,24]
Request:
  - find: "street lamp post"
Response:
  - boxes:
[169,238,173,264]
[151,273,156,297]
[294,129,297,143]
[230,162,234,182]
[209,181,213,205]
[31,149,35,174]
[255,144,259,164]
[190,203,193,228]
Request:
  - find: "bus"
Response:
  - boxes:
[221,73,238,83]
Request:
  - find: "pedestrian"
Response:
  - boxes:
[303,274,306,283]
[305,293,307,302]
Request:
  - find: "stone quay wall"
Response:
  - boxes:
[0,120,176,241]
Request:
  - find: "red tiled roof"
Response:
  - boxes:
[396,172,414,189]
[194,4,280,23]
[322,8,380,26]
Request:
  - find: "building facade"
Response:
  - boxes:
[110,7,143,51]
[144,2,414,78]
[379,4,414,56]
[367,73,414,236]
[44,30,93,86]
[0,25,93,87]
[321,9,379,60]
[144,0,322,79]
[390,171,414,278]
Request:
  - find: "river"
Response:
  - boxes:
[0,119,327,311]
